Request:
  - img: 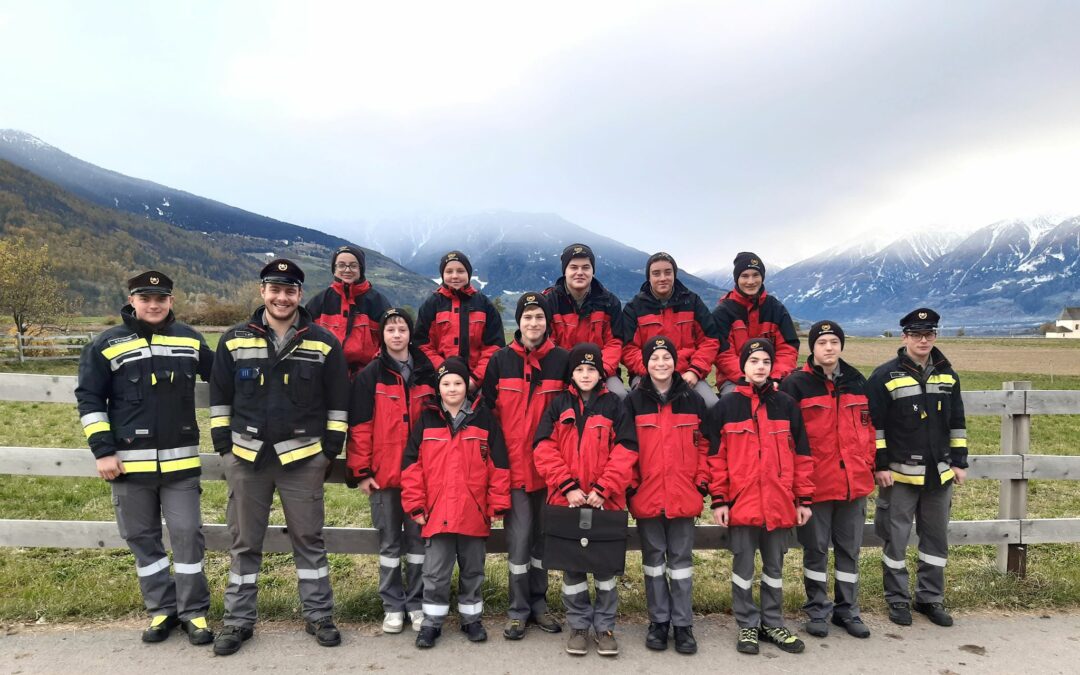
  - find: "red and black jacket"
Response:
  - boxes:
[542,277,625,377]
[306,280,391,375]
[532,385,639,510]
[481,336,568,492]
[779,359,876,503]
[621,279,720,380]
[400,402,512,538]
[712,288,799,384]
[624,376,710,519]
[415,284,505,384]
[346,345,436,489]
[704,381,813,530]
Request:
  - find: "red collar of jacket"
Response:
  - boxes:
[436,283,477,300]
[735,379,778,401]
[724,286,769,311]
[330,279,372,303]
[510,335,556,369]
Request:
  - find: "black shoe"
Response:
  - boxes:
[415,626,441,649]
[736,627,759,655]
[673,625,697,654]
[181,617,214,645]
[141,615,179,643]
[831,614,871,638]
[305,617,342,647]
[529,612,563,634]
[888,602,912,626]
[804,619,829,638]
[503,619,526,640]
[760,625,805,654]
[914,602,953,627]
[645,621,670,651]
[213,624,253,656]
[462,621,488,642]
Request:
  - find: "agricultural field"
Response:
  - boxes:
[0,337,1077,624]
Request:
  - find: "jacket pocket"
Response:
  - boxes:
[289,362,315,405]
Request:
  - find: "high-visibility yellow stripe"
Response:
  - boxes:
[189,617,208,630]
[101,338,149,360]
[284,373,289,384]
[884,376,919,392]
[151,335,201,349]
[279,442,323,465]
[950,438,967,448]
[226,337,269,351]
[122,460,158,473]
[150,614,170,627]
[160,456,202,472]
[876,438,888,449]
[891,471,924,485]
[151,372,158,385]
[232,445,259,462]
[927,374,956,385]
[940,468,956,483]
[297,340,332,355]
[326,420,348,433]
[83,421,111,438]
[210,417,231,429]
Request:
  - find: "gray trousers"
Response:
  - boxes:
[730,525,790,629]
[506,488,549,620]
[223,452,334,628]
[798,498,866,620]
[421,533,486,629]
[638,517,695,626]
[370,488,424,613]
[693,379,719,408]
[605,376,628,400]
[875,482,952,604]
[112,476,209,620]
[562,572,618,632]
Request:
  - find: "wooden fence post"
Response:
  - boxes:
[997,381,1030,575]
[15,333,24,364]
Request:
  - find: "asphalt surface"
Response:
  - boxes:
[2,611,1077,674]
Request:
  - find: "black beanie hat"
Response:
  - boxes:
[733,251,766,283]
[378,307,415,347]
[739,338,775,373]
[439,250,473,280]
[436,356,471,387]
[561,243,596,274]
[515,291,551,327]
[331,245,366,279]
[645,251,678,279]
[808,320,845,350]
[641,334,677,368]
[566,342,605,381]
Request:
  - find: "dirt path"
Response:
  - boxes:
[2,611,1076,674]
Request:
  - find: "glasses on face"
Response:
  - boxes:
[334,263,360,271]
[905,330,937,342]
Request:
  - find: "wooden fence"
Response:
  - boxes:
[0,333,92,363]
[1,373,1078,577]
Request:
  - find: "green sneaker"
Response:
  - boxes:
[760,625,805,654]
[736,627,759,655]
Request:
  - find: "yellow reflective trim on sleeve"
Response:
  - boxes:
[927,374,956,385]
[940,468,956,484]
[891,471,925,485]
[226,336,269,351]
[232,445,258,462]
[884,376,919,391]
[210,416,231,429]
[297,340,333,356]
[122,460,158,473]
[101,338,149,361]
[326,420,348,433]
[83,421,111,438]
[150,335,201,349]
[950,438,967,448]
[160,456,202,473]
[278,442,323,465]
[151,372,158,385]
[876,439,888,449]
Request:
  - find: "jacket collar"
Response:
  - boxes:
[330,278,371,302]
[634,278,693,308]
[511,334,555,361]
[247,305,314,334]
[436,283,477,300]
[896,345,951,374]
[637,371,691,403]
[379,343,435,382]
[723,286,768,310]
[552,276,608,307]
[121,304,176,336]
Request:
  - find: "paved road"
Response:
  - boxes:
[2,612,1077,674]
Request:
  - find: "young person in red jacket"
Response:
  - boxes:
[625,335,710,655]
[542,243,628,398]
[712,252,799,393]
[482,293,569,640]
[533,343,638,657]
[346,308,437,635]
[779,321,875,640]
[415,251,505,393]
[400,357,511,649]
[306,246,391,377]
[622,252,721,408]
[706,338,813,656]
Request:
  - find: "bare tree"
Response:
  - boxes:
[0,237,74,333]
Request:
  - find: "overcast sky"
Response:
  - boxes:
[3,0,1080,270]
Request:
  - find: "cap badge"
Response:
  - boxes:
[149,276,159,285]
[750,341,762,350]
[573,246,583,254]
[438,365,447,377]
[584,353,594,362]
[918,312,927,319]
[821,323,831,331]
[655,338,666,347]
[277,262,288,271]
[750,258,759,266]
[526,294,536,302]
[447,252,457,260]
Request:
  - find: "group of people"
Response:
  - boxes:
[75,241,967,659]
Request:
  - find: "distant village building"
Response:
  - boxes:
[1047,307,1080,338]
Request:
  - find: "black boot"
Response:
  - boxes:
[674,625,698,654]
[645,621,670,651]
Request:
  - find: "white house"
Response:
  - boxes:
[1047,307,1080,338]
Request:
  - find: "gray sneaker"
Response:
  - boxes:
[594,630,618,657]
[566,628,589,656]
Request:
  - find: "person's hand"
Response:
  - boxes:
[359,477,380,495]
[566,489,587,507]
[682,371,699,387]
[585,491,605,508]
[874,470,894,487]
[96,455,125,480]
[414,514,427,526]
[952,467,967,486]
[712,504,729,527]
[796,505,812,526]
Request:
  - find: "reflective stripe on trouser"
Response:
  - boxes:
[421,533,486,629]
[111,476,209,620]
[222,452,334,627]
[562,571,618,632]
[370,488,424,613]
[874,482,953,605]
[637,516,695,626]
[798,498,866,620]
[730,525,791,629]
[506,488,549,620]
